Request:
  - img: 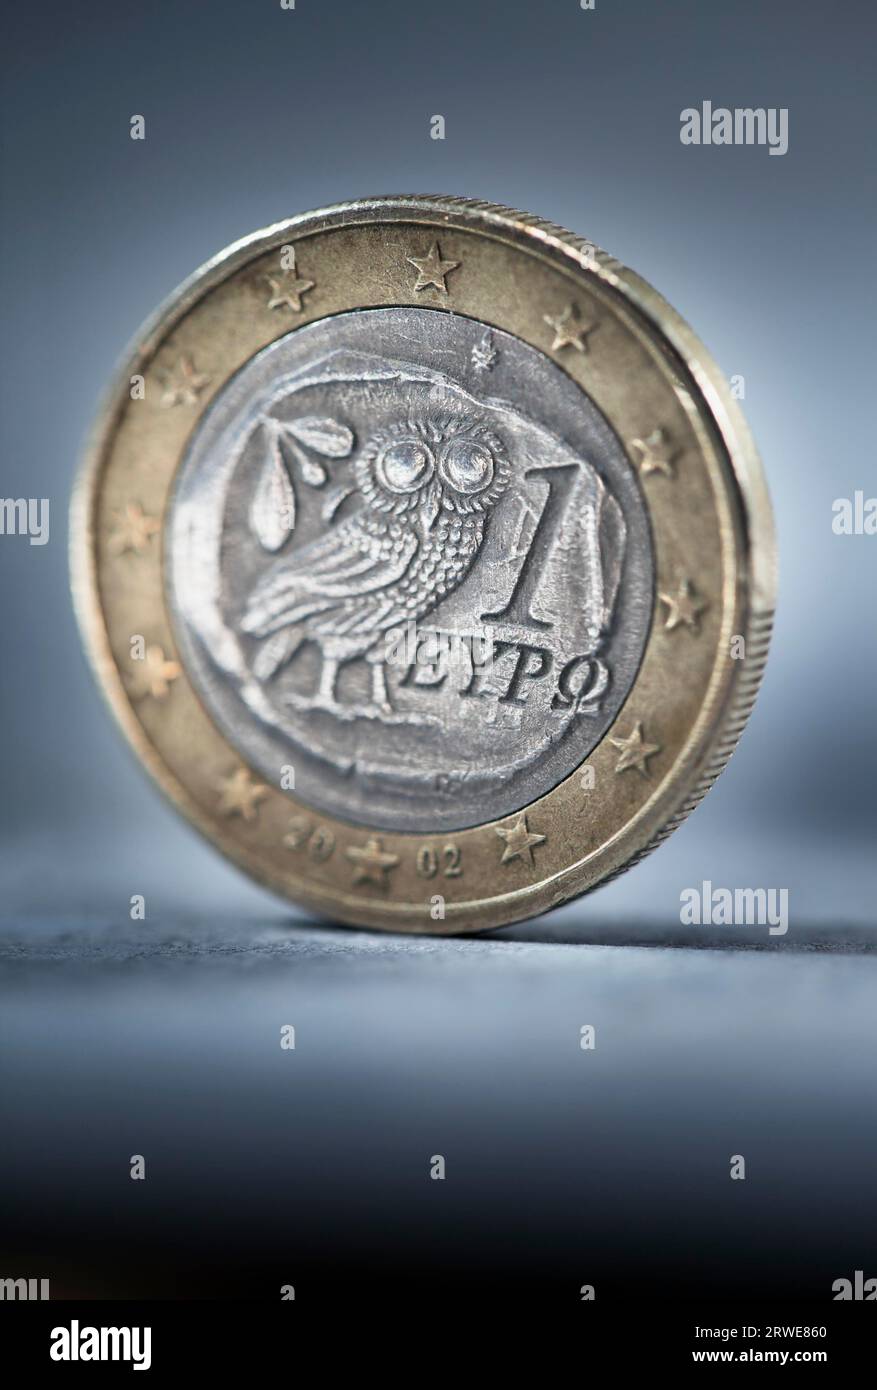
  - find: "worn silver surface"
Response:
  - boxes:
[167,307,653,832]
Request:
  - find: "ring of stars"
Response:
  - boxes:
[345,836,400,887]
[628,427,679,478]
[128,644,181,701]
[609,721,661,777]
[108,503,160,556]
[543,303,598,353]
[407,242,460,294]
[216,768,269,822]
[160,354,211,409]
[495,813,546,867]
[659,578,708,633]
[266,249,315,313]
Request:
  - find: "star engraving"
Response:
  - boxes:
[107,503,160,556]
[128,644,181,700]
[628,427,679,478]
[659,578,708,633]
[266,249,315,312]
[345,836,400,887]
[543,303,598,353]
[407,241,460,294]
[217,768,270,822]
[495,813,546,867]
[160,354,211,408]
[609,721,661,777]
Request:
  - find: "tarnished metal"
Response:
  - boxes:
[71,196,776,932]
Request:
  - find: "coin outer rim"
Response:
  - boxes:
[71,194,777,933]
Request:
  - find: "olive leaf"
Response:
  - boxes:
[249,415,355,551]
[250,424,296,552]
[299,456,328,487]
[276,417,355,489]
[283,416,355,459]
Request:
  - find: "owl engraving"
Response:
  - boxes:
[239,411,511,716]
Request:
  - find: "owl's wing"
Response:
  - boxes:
[320,529,481,639]
[240,514,419,638]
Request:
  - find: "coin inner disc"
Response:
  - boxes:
[166,307,654,832]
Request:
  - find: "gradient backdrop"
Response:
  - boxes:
[1,0,875,1302]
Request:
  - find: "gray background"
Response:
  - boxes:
[1,0,875,1300]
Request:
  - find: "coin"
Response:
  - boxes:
[71,196,776,933]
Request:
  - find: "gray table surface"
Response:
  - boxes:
[2,905,875,1300]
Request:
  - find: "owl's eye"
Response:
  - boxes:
[439,438,495,494]
[376,439,434,493]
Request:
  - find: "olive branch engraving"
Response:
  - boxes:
[249,415,355,552]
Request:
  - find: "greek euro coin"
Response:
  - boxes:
[72,197,776,932]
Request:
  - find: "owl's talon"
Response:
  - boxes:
[369,661,393,711]
[281,687,436,726]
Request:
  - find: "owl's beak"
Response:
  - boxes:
[421,486,441,532]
